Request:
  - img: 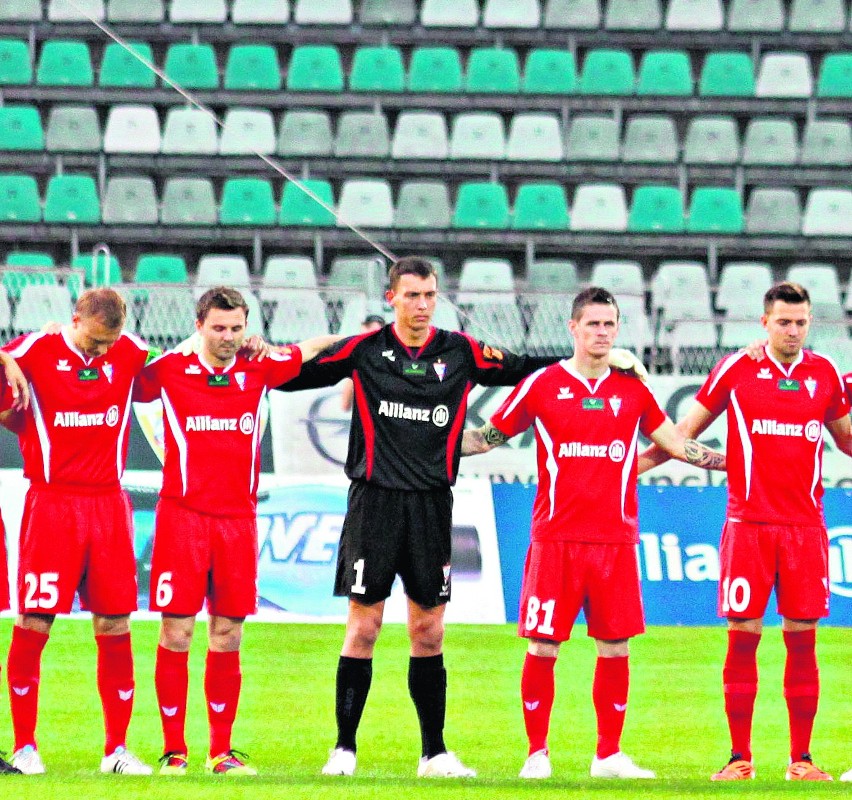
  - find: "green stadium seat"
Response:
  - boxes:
[334,111,390,157]
[566,115,620,161]
[0,106,43,151]
[727,0,784,30]
[683,116,739,164]
[800,119,852,166]
[277,110,333,156]
[408,46,463,92]
[72,253,121,286]
[360,0,417,24]
[161,178,217,225]
[512,183,570,230]
[636,50,692,95]
[99,41,156,88]
[0,1,41,21]
[0,39,32,85]
[44,175,100,225]
[527,259,579,292]
[286,45,344,91]
[2,262,56,301]
[687,187,744,233]
[544,0,601,28]
[605,0,662,29]
[224,44,282,91]
[699,52,755,96]
[522,49,577,94]
[279,179,336,226]
[231,0,290,22]
[817,53,852,98]
[628,185,685,232]
[5,252,54,267]
[622,115,678,162]
[453,182,510,229]
[164,43,219,90]
[107,0,165,22]
[745,187,801,234]
[135,255,188,283]
[742,118,798,165]
[579,49,635,95]
[102,176,158,224]
[0,175,40,222]
[37,41,94,86]
[466,48,521,93]
[161,108,218,154]
[350,46,405,92]
[220,178,276,226]
[394,181,451,228]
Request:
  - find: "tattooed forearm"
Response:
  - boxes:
[461,423,510,456]
[684,438,726,471]
[483,422,509,447]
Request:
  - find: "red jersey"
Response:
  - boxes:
[491,362,667,544]
[696,348,849,525]
[845,372,852,404]
[135,348,302,517]
[4,331,149,489]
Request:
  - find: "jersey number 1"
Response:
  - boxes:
[351,559,366,595]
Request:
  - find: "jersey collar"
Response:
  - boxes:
[61,327,96,365]
[559,360,611,394]
[197,352,237,374]
[391,324,435,360]
[765,347,804,377]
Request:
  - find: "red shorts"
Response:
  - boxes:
[518,540,645,642]
[718,520,829,620]
[0,512,10,612]
[150,500,258,618]
[17,486,137,616]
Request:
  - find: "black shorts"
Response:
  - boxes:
[334,481,453,607]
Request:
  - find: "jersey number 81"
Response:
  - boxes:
[525,596,556,636]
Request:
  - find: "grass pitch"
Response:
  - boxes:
[0,619,848,800]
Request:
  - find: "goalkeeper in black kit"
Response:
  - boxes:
[276,256,646,777]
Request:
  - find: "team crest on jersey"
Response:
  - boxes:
[235,371,246,390]
[609,396,622,417]
[557,387,573,399]
[433,360,447,382]
[56,359,71,372]
[185,364,202,375]
[804,376,817,398]
[103,362,114,383]
[757,368,772,380]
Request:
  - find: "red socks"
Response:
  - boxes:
[593,655,629,759]
[205,650,241,758]
[95,633,135,755]
[723,629,760,761]
[520,652,555,755]
[783,629,819,762]
[7,625,48,751]
[155,645,190,756]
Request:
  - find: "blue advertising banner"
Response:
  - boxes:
[493,485,852,627]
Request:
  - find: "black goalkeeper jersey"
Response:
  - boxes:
[277,324,555,490]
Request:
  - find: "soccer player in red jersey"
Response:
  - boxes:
[643,282,852,782]
[134,287,335,777]
[2,289,153,775]
[462,287,725,780]
[0,352,29,774]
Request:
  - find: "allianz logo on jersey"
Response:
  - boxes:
[53,405,120,428]
[377,400,450,428]
[185,412,254,435]
[558,440,626,462]
[638,528,852,598]
[751,418,822,442]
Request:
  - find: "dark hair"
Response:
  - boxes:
[75,288,126,330]
[388,256,437,291]
[362,314,385,326]
[196,286,249,323]
[764,281,810,313]
[571,286,620,321]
